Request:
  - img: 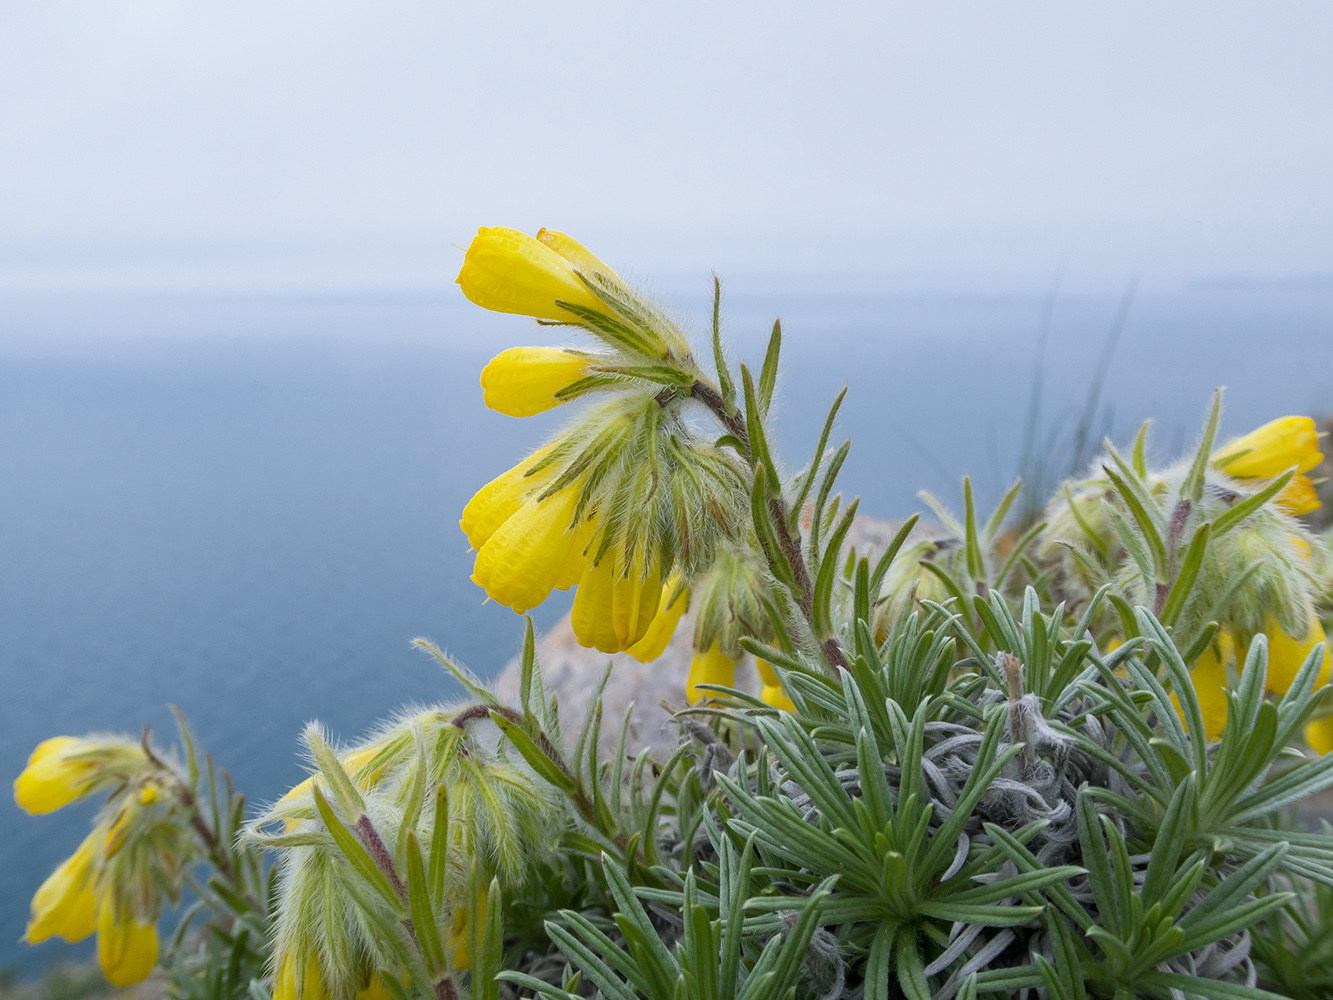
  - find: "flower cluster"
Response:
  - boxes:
[457,227,747,660]
[248,702,560,1000]
[15,736,187,987]
[1037,411,1330,744]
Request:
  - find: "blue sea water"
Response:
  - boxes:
[2,280,1331,974]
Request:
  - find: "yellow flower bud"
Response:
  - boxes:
[480,346,591,418]
[687,644,736,702]
[571,550,663,653]
[96,897,159,987]
[1215,415,1323,479]
[471,486,586,613]
[1171,630,1233,740]
[459,443,558,552]
[1305,715,1333,755]
[1263,614,1332,696]
[626,580,688,663]
[455,226,606,322]
[25,831,99,944]
[13,737,145,815]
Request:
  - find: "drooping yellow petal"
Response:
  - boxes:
[96,898,159,987]
[536,229,620,283]
[627,581,688,663]
[687,645,737,702]
[14,737,144,815]
[1216,416,1323,479]
[1305,715,1333,755]
[570,556,618,652]
[1277,473,1322,516]
[472,487,583,613]
[571,551,663,652]
[480,346,592,418]
[1265,614,1332,696]
[555,512,597,591]
[459,443,557,552]
[25,831,99,944]
[456,226,606,322]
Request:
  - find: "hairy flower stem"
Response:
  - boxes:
[140,727,252,899]
[689,379,849,672]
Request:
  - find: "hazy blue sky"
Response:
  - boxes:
[2,2,1331,290]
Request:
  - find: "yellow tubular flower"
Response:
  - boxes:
[480,347,591,418]
[25,831,99,944]
[13,737,143,815]
[687,645,737,703]
[472,487,585,613]
[1215,415,1323,479]
[1171,630,1233,740]
[571,552,664,653]
[1264,614,1332,696]
[1306,716,1333,755]
[273,954,330,1000]
[96,898,159,987]
[459,443,557,552]
[455,226,606,322]
[627,580,688,663]
[755,659,796,712]
[1278,474,1322,516]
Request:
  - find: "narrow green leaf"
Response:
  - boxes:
[1160,521,1210,627]
[758,319,782,418]
[404,833,446,975]
[963,476,985,585]
[984,478,1024,543]
[1131,419,1151,476]
[711,275,736,411]
[789,387,847,528]
[489,710,577,792]
[812,499,860,639]
[1103,460,1167,580]
[1182,389,1223,504]
[1213,470,1296,538]
[311,786,401,909]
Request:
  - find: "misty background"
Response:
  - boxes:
[3,1,1332,977]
